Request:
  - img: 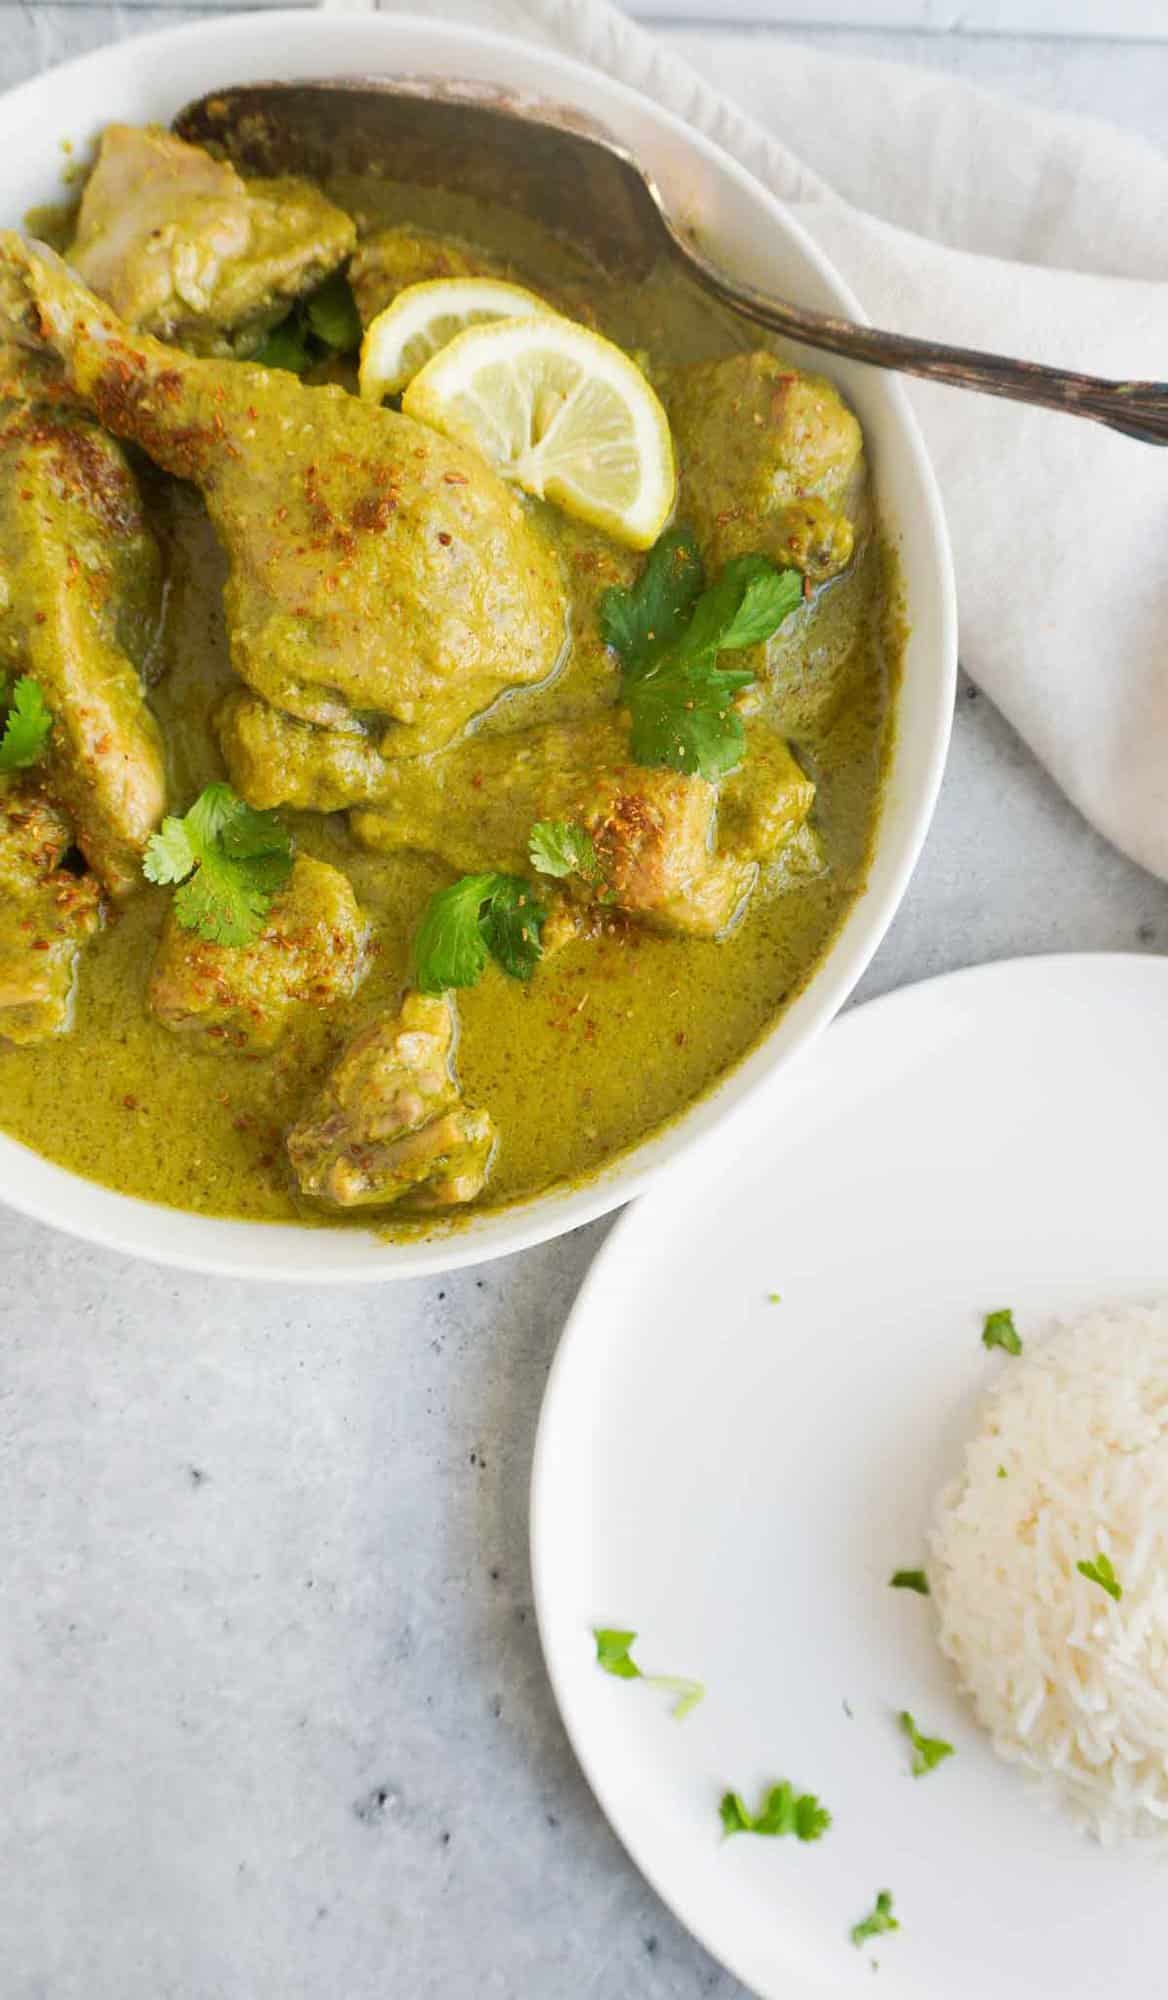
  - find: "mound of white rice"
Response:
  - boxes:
[930,1302,1168,1845]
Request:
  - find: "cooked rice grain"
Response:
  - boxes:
[930,1303,1168,1844]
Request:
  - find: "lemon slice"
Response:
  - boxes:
[402,315,676,550]
[359,278,554,402]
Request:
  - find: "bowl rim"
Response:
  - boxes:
[0,8,958,1280]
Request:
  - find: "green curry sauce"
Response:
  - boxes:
[0,181,901,1231]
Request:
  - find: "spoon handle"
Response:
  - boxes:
[678,238,1168,446]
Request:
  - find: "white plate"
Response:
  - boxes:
[531,955,1168,1999]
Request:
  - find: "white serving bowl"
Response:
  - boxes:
[0,10,956,1279]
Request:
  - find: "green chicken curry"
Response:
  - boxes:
[0,122,900,1231]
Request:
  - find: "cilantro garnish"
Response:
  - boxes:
[591,1628,705,1721]
[0,675,52,772]
[304,271,363,354]
[890,1570,929,1596]
[143,782,293,946]
[900,1710,954,1777]
[414,871,545,993]
[851,1890,898,1949]
[252,272,362,373]
[599,527,705,674]
[982,1308,1022,1356]
[593,1629,640,1680]
[600,531,804,781]
[1077,1552,1122,1602]
[719,1781,831,1842]
[528,819,600,882]
[251,316,312,375]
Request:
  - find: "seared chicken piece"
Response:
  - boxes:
[70,124,356,356]
[219,695,814,938]
[668,352,864,584]
[0,785,103,1043]
[287,990,495,1211]
[355,715,813,939]
[0,408,165,897]
[148,854,370,1050]
[0,234,567,757]
[348,225,499,326]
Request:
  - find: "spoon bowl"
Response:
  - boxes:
[178,74,1168,444]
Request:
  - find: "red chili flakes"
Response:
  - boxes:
[351,491,396,534]
[122,1094,140,1111]
[437,531,452,547]
[442,470,469,486]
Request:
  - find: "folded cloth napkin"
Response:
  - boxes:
[340,0,1168,877]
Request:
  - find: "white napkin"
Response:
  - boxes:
[341,0,1168,879]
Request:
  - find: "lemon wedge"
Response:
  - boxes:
[359,277,554,402]
[402,314,676,550]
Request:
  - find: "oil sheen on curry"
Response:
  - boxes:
[0,122,900,1231]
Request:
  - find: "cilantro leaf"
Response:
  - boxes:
[413,873,497,992]
[414,872,546,992]
[715,559,806,652]
[482,876,545,981]
[141,815,197,885]
[626,659,754,781]
[591,1629,705,1718]
[599,527,705,676]
[305,272,362,354]
[851,1890,898,1949]
[890,1570,930,1596]
[0,675,53,772]
[900,1710,954,1777]
[676,554,800,663]
[528,819,600,882]
[593,1629,641,1681]
[719,1781,831,1841]
[143,782,292,947]
[602,533,804,781]
[252,315,312,375]
[647,1674,706,1722]
[982,1308,1022,1355]
[1077,1552,1122,1602]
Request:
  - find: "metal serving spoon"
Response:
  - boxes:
[176,78,1167,445]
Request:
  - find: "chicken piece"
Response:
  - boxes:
[348,226,499,326]
[0,339,81,416]
[0,234,567,758]
[148,854,370,1051]
[287,990,495,1211]
[0,407,165,897]
[667,352,864,584]
[0,784,103,1043]
[718,726,817,862]
[69,125,356,357]
[217,688,388,813]
[352,714,811,939]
